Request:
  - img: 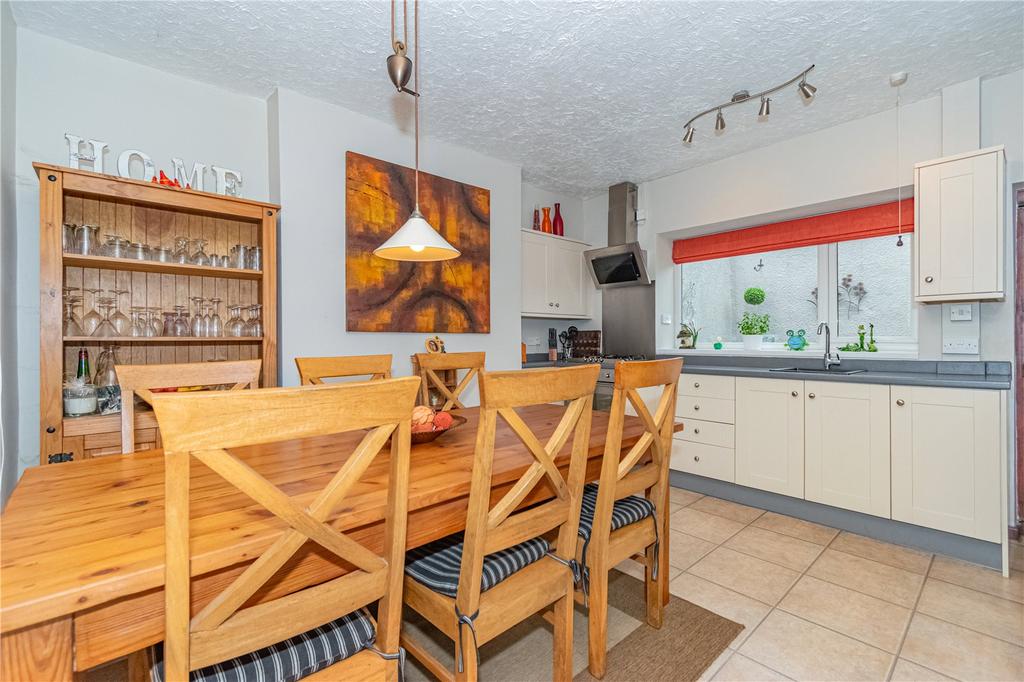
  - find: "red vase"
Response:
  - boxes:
[541,207,552,233]
[552,203,564,236]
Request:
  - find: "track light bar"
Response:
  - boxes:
[681,65,816,146]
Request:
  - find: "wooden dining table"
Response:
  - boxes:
[1,403,674,681]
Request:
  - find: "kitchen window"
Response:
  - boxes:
[677,234,916,353]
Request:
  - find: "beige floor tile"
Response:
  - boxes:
[778,575,911,653]
[929,555,1024,604]
[806,549,924,608]
[669,573,771,647]
[689,496,765,524]
[751,511,838,545]
[724,526,825,572]
[671,507,746,544]
[830,531,932,574]
[712,652,792,681]
[889,658,956,681]
[688,547,800,605]
[916,578,1024,646]
[613,558,682,584]
[900,613,1024,682]
[669,486,704,507]
[667,529,717,570]
[738,610,893,681]
[697,646,734,682]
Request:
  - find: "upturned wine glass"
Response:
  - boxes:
[190,239,210,266]
[109,289,132,336]
[92,299,119,338]
[208,297,223,337]
[81,288,103,336]
[225,305,245,337]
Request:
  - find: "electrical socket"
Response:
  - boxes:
[943,338,979,354]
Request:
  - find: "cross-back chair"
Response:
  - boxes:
[149,376,420,682]
[401,364,600,682]
[295,353,393,384]
[413,351,485,410]
[576,358,682,678]
[115,359,262,454]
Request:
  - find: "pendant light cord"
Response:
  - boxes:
[414,0,420,211]
[391,0,408,52]
[896,84,903,243]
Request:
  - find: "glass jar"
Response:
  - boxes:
[229,244,249,269]
[151,246,173,263]
[103,235,129,259]
[74,224,100,256]
[126,242,149,260]
[247,246,262,271]
[63,381,98,416]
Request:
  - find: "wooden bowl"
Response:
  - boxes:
[410,413,468,445]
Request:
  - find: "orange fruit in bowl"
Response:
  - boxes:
[432,411,454,430]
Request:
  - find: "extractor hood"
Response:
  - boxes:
[584,182,652,289]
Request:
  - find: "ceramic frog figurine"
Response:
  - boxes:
[786,329,807,351]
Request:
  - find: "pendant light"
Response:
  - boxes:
[376,0,459,262]
[891,71,908,247]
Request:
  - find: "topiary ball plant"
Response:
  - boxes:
[743,287,766,305]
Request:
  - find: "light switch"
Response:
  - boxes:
[949,305,973,321]
[660,314,672,325]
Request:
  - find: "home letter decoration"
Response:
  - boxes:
[171,158,206,191]
[212,166,243,196]
[65,133,109,173]
[116,149,156,181]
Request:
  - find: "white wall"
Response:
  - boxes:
[13,29,270,472]
[521,182,584,241]
[269,88,522,390]
[1,1,18,506]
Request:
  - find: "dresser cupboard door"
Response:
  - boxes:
[804,382,891,518]
[891,387,1001,542]
[547,240,587,316]
[521,233,549,314]
[735,377,804,497]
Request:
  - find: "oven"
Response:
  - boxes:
[593,366,615,411]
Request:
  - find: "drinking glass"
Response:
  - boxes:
[81,288,103,336]
[162,311,176,337]
[190,297,206,337]
[92,299,118,338]
[147,307,163,337]
[74,225,100,256]
[128,307,147,337]
[63,297,83,337]
[247,246,262,271]
[109,289,132,336]
[172,305,191,337]
[190,239,210,267]
[103,235,128,259]
[208,297,223,337]
[225,305,245,337]
[172,236,190,264]
[94,346,120,387]
[63,224,77,253]
[245,304,263,338]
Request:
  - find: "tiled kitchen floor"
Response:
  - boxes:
[616,486,1024,681]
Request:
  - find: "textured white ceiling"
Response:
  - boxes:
[11,1,1024,196]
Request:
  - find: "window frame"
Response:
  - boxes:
[673,238,918,357]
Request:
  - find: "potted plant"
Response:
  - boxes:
[738,287,769,350]
[738,312,770,350]
[677,322,701,349]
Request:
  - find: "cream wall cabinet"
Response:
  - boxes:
[891,386,1003,542]
[914,146,1005,302]
[520,230,591,318]
[804,381,891,518]
[735,377,804,497]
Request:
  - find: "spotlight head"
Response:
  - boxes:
[758,96,771,117]
[715,110,726,131]
[798,79,817,101]
[682,126,695,144]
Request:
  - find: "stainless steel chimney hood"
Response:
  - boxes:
[584,182,652,289]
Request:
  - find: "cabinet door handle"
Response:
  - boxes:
[555,303,560,308]
[693,427,700,434]
[808,393,816,399]
[693,404,700,411]
[548,302,554,307]
[896,399,905,406]
[924,276,934,283]
[693,455,700,462]
[791,391,798,397]
[693,381,700,388]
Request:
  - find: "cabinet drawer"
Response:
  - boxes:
[676,395,734,424]
[674,418,734,448]
[680,374,734,400]
[671,440,735,483]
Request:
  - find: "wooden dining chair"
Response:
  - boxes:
[574,358,682,678]
[149,376,420,682]
[401,364,599,682]
[413,351,485,410]
[115,359,262,454]
[295,354,392,384]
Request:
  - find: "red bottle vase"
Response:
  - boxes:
[541,207,552,233]
[552,203,564,236]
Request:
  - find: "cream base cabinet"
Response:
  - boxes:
[735,377,804,497]
[891,387,1002,542]
[520,230,591,318]
[915,146,1005,302]
[804,382,891,518]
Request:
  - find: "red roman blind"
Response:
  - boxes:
[672,199,914,265]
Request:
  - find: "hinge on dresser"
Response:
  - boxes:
[47,452,74,464]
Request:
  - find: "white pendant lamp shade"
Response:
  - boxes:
[373,209,460,261]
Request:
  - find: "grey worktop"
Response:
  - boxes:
[520,355,1011,390]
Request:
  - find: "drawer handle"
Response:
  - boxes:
[693,427,700,434]
[548,302,554,307]
[693,455,700,462]
[693,381,700,388]
[791,391,798,397]
[555,303,560,308]
[896,399,905,406]
[808,393,816,399]
[924,276,934,283]
[693,404,700,411]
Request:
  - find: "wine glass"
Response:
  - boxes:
[161,311,177,337]
[81,288,103,336]
[92,299,119,338]
[208,297,223,337]
[147,307,163,337]
[190,239,210,266]
[190,297,206,337]
[225,305,245,337]
[128,307,147,337]
[172,305,191,337]
[109,289,132,336]
[63,297,83,337]
[172,236,190,264]
[245,304,263,338]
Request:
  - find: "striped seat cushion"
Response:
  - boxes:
[405,532,550,598]
[577,482,656,543]
[150,609,375,682]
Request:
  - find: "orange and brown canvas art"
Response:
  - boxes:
[345,151,491,333]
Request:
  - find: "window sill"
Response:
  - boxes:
[658,347,919,360]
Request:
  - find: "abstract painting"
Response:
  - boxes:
[345,151,491,333]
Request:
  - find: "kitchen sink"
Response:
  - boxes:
[769,367,867,375]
